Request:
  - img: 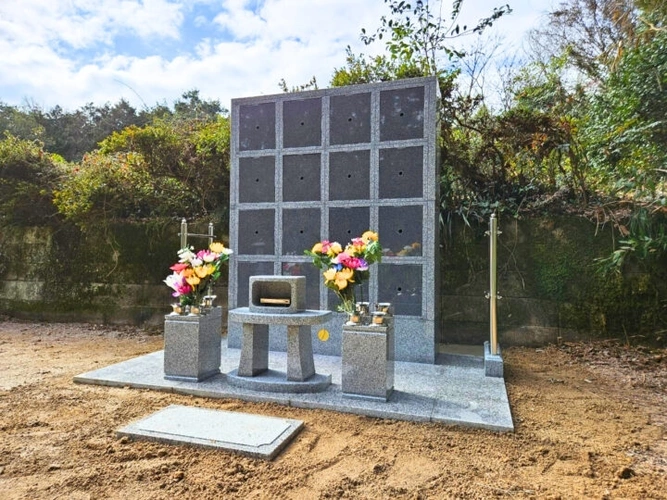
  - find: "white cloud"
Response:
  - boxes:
[213,0,267,39]
[0,0,184,50]
[0,0,544,112]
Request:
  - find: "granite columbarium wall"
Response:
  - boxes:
[228,77,440,363]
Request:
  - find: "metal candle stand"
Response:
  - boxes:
[347,302,392,327]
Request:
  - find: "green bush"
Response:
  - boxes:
[0,133,66,226]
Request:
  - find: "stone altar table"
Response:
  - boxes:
[227,307,332,393]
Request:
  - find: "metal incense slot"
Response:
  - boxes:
[259,298,291,306]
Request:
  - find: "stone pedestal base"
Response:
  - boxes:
[226,369,331,393]
[163,307,222,382]
[238,323,316,382]
[229,308,331,389]
[342,322,394,401]
[484,341,504,378]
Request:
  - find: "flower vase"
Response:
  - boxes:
[341,319,394,401]
[163,306,222,382]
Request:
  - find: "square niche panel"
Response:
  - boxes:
[283,98,322,148]
[283,154,321,202]
[379,205,423,257]
[238,209,275,255]
[329,150,370,201]
[330,93,371,145]
[329,207,370,243]
[282,262,320,310]
[379,146,423,199]
[379,86,425,142]
[282,208,321,256]
[238,102,276,151]
[378,264,422,316]
[237,261,275,307]
[239,156,275,203]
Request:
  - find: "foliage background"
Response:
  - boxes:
[0,1,665,343]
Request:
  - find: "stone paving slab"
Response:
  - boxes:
[117,404,303,460]
[74,342,514,432]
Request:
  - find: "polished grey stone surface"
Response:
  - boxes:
[249,275,306,314]
[229,307,331,325]
[163,308,222,382]
[228,312,436,363]
[341,323,394,401]
[74,340,514,432]
[231,308,331,386]
[228,77,441,363]
[117,404,303,460]
[238,323,269,376]
[286,325,315,381]
[484,341,504,378]
[227,369,332,393]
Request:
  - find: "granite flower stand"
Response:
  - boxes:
[164,307,222,382]
[341,320,395,401]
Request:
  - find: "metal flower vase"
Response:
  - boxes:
[163,306,222,381]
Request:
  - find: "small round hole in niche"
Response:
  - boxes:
[347,173,352,178]
[398,171,404,176]
[299,176,304,181]
[300,121,305,126]
[347,117,353,122]
[397,228,403,234]
[399,112,405,117]
[255,178,260,182]
[397,287,403,292]
[255,125,260,130]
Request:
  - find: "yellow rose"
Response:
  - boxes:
[333,268,355,290]
[311,242,323,253]
[195,264,214,278]
[209,242,226,253]
[361,230,378,243]
[186,275,201,286]
[327,242,343,257]
[323,268,337,282]
[338,267,354,281]
[347,241,365,255]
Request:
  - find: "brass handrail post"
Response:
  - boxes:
[180,218,188,249]
[487,214,501,355]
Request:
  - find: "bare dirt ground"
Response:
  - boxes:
[0,319,665,499]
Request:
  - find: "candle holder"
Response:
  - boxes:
[371,311,386,326]
[377,302,392,315]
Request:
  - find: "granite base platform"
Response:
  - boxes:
[74,341,513,432]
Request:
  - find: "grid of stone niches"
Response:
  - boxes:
[230,78,437,317]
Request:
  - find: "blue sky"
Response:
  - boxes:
[0,1,548,112]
